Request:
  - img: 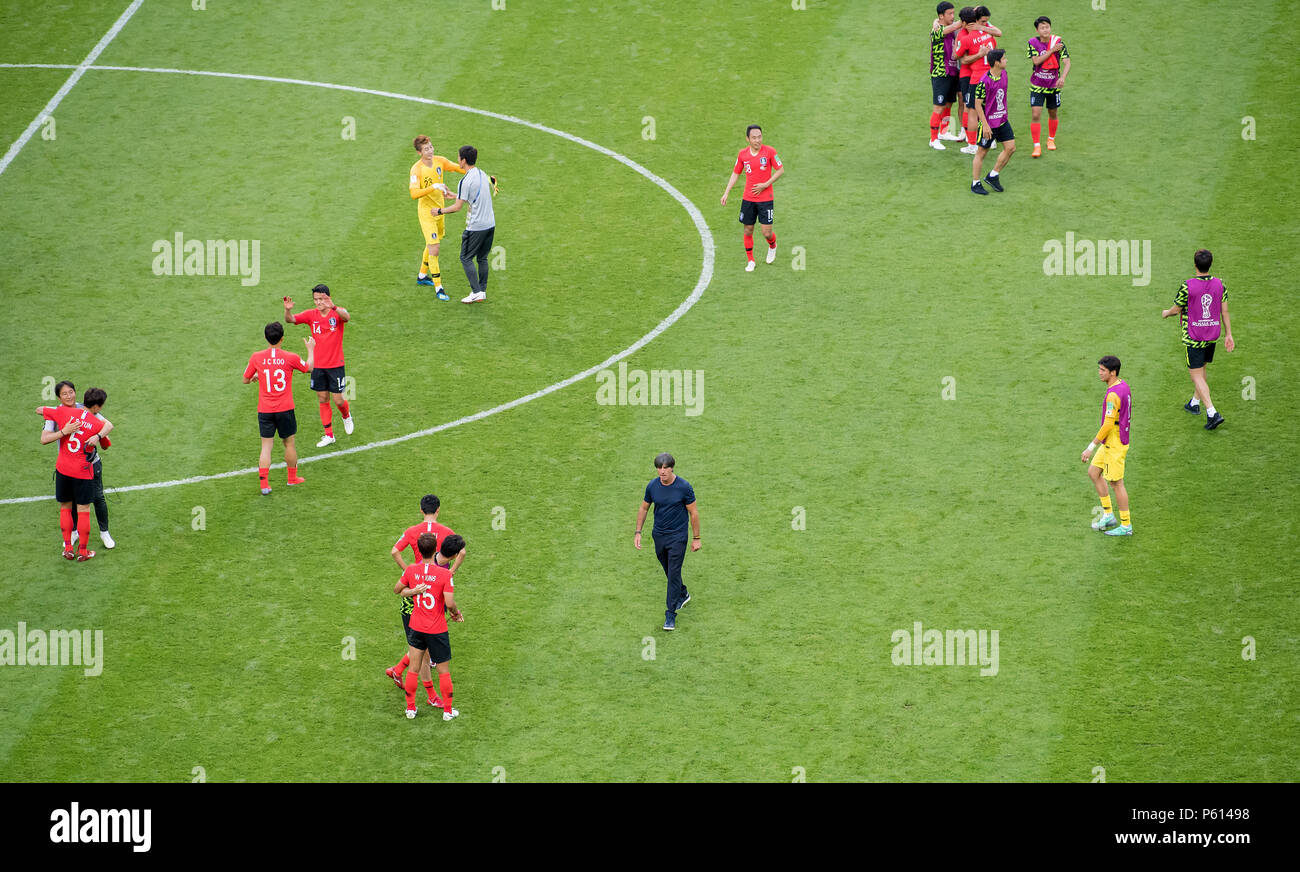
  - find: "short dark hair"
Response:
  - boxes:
[654,452,675,469]
[937,1,955,13]
[416,532,438,559]
[1034,15,1051,27]
[83,387,107,409]
[420,494,441,515]
[1194,249,1213,272]
[54,380,76,398]
[958,6,976,23]
[413,134,430,152]
[987,48,1005,64]
[746,124,762,136]
[441,534,466,558]
[311,283,330,296]
[975,5,991,18]
[458,145,478,165]
[265,321,284,344]
[1098,355,1121,375]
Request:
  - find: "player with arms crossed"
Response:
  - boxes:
[928,3,966,150]
[1162,248,1234,430]
[1026,16,1070,157]
[284,284,352,447]
[971,49,1016,194]
[385,493,465,702]
[409,135,466,300]
[720,124,784,272]
[243,322,315,494]
[395,533,466,721]
[38,380,113,560]
[1082,356,1134,536]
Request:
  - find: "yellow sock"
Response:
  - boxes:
[420,250,430,276]
[429,254,441,286]
[1119,510,1130,527]
[1100,495,1112,513]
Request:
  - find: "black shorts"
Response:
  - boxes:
[1029,89,1062,109]
[407,629,451,663]
[1186,343,1216,369]
[309,366,346,394]
[401,611,417,646]
[54,470,94,505]
[258,409,297,438]
[977,120,1014,149]
[961,78,976,107]
[931,75,958,106]
[739,199,774,226]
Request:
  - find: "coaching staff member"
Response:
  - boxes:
[634,453,701,631]
[435,145,499,304]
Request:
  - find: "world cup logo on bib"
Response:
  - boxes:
[1200,293,1212,320]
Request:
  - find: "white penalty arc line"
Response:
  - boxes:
[0,64,716,505]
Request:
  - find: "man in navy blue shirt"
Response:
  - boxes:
[634,453,701,631]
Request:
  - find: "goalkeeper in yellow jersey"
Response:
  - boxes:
[410,135,466,300]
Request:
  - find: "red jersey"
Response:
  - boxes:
[244,347,309,413]
[959,29,997,81]
[394,520,455,563]
[290,308,346,368]
[733,145,782,203]
[42,405,107,479]
[401,560,454,634]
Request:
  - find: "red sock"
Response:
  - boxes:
[423,679,438,703]
[404,669,418,709]
[966,126,977,145]
[767,232,777,249]
[336,398,350,418]
[940,106,952,126]
[1030,122,1041,146]
[929,110,942,142]
[1049,118,1058,139]
[287,466,298,483]
[318,402,332,435]
[961,110,969,129]
[77,511,90,556]
[439,673,454,713]
[258,467,269,486]
[60,507,73,550]
[743,234,754,262]
[393,653,409,675]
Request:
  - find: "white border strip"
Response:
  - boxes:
[0,1,143,177]
[0,64,715,505]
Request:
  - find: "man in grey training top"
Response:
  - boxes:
[434,145,499,304]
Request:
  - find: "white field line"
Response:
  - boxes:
[0,64,716,505]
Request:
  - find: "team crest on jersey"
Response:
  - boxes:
[328,317,337,327]
[759,156,768,168]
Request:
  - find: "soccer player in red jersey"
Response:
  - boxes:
[954,6,1002,154]
[283,284,352,448]
[395,533,466,720]
[385,493,466,697]
[38,380,113,560]
[243,322,315,495]
[720,124,783,273]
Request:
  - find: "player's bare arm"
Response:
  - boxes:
[391,544,408,571]
[634,500,650,549]
[1222,300,1235,351]
[975,22,1002,36]
[720,171,742,206]
[687,502,701,551]
[304,336,316,370]
[1160,304,1182,318]
[451,549,464,574]
[445,590,464,622]
[39,420,75,445]
[1055,56,1070,87]
[934,18,963,36]
[395,580,429,597]
[282,295,296,323]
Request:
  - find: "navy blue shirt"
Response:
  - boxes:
[644,476,695,540]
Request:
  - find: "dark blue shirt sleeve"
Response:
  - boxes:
[644,482,653,504]
[683,482,696,505]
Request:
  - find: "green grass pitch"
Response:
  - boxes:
[0,0,1296,782]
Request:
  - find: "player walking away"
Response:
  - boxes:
[929,3,966,150]
[1027,16,1070,157]
[1082,356,1134,536]
[720,124,783,272]
[284,284,352,447]
[955,6,1002,155]
[436,145,499,304]
[386,494,465,699]
[39,380,113,561]
[243,322,315,494]
[634,453,701,631]
[410,135,466,300]
[971,49,1016,194]
[1162,249,1235,430]
[395,533,465,720]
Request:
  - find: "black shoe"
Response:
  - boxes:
[1205,412,1225,430]
[1183,400,1201,414]
[984,173,1003,192]
[970,182,989,195]
[675,592,691,612]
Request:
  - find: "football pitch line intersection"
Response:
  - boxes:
[0,63,716,506]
